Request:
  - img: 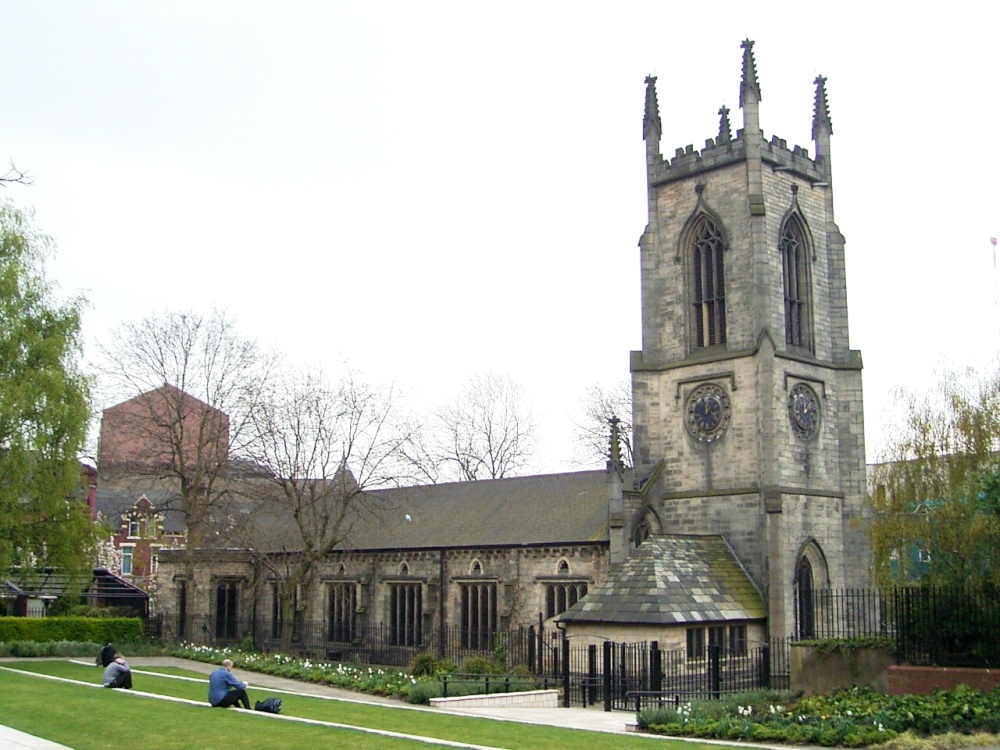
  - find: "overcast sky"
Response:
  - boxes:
[3,2,998,473]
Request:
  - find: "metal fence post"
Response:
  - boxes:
[562,635,571,708]
[603,640,612,712]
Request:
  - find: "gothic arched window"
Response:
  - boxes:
[780,216,813,351]
[690,216,727,348]
[796,556,815,639]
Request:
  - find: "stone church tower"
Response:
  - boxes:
[629,40,869,638]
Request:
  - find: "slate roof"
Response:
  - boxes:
[558,534,765,625]
[341,471,611,551]
[95,477,187,534]
[2,568,150,602]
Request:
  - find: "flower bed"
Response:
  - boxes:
[171,642,422,699]
[637,685,1000,746]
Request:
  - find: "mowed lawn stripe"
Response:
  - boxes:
[0,669,473,750]
[1,661,715,750]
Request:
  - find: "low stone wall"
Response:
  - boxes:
[791,644,894,694]
[888,666,1000,695]
[429,689,559,709]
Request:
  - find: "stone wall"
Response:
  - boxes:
[790,643,893,695]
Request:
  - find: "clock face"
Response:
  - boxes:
[685,383,731,442]
[788,382,820,440]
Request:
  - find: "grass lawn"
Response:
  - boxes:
[0,660,715,750]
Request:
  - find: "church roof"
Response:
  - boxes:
[343,471,611,550]
[557,534,765,625]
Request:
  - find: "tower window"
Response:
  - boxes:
[781,217,812,351]
[690,216,727,348]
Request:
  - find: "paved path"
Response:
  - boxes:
[0,656,640,749]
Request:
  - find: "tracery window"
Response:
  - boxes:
[215,582,238,640]
[460,581,497,650]
[796,556,815,639]
[545,582,588,619]
[691,216,727,348]
[389,583,422,646]
[781,216,812,350]
[327,582,357,642]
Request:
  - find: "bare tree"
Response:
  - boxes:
[1,161,34,187]
[409,373,536,482]
[573,380,634,468]
[94,308,278,631]
[242,366,413,651]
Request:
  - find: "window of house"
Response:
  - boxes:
[120,545,134,575]
[545,582,588,619]
[729,624,748,656]
[708,625,726,652]
[150,548,158,574]
[780,216,812,350]
[918,548,932,563]
[328,582,357,642]
[461,581,497,650]
[128,518,140,538]
[686,627,705,659]
[215,582,238,640]
[690,215,726,348]
[389,582,422,646]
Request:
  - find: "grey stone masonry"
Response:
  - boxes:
[629,41,869,638]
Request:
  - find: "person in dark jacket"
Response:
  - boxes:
[102,653,132,689]
[208,659,250,709]
[98,642,116,667]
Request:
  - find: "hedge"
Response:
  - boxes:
[0,617,143,644]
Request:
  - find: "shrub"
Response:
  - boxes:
[0,616,143,644]
[409,652,454,677]
[406,680,443,704]
[458,656,505,675]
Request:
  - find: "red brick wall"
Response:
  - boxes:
[99,384,229,470]
[888,666,1000,695]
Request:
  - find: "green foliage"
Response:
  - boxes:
[170,642,424,699]
[47,602,137,618]
[408,652,455,677]
[0,616,142,643]
[797,636,894,655]
[639,686,1000,746]
[458,655,506,675]
[406,679,444,704]
[0,198,95,580]
[868,363,1000,588]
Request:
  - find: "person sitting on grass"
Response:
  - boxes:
[102,653,132,689]
[97,642,116,668]
[208,658,251,709]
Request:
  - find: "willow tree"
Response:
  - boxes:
[868,363,1000,588]
[0,198,95,581]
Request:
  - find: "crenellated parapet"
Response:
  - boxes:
[644,39,831,190]
[647,122,827,187]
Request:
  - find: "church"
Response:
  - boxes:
[136,39,869,657]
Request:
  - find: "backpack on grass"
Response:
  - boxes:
[254,697,282,714]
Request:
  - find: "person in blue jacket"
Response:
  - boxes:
[208,659,251,709]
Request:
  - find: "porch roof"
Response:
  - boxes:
[557,534,765,625]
